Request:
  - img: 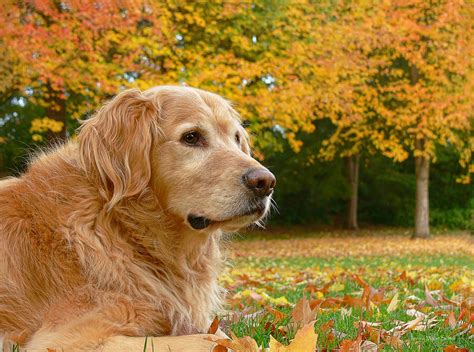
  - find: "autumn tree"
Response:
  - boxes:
[0,1,178,142]
[275,1,473,235]
[306,3,385,230]
[162,0,313,154]
[0,0,471,235]
[248,2,386,230]
[365,0,473,238]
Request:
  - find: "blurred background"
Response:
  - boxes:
[0,1,472,237]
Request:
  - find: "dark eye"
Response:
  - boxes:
[182,131,201,146]
[235,133,240,144]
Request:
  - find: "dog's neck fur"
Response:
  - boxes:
[26,143,224,334]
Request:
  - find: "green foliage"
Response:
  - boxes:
[0,94,46,175]
[267,137,472,229]
[430,206,473,231]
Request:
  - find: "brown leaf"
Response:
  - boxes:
[212,345,228,352]
[208,316,219,334]
[441,294,460,307]
[267,306,286,323]
[343,294,365,308]
[208,333,260,352]
[291,297,316,326]
[383,333,404,349]
[444,345,469,352]
[447,311,457,329]
[352,274,370,288]
[395,315,425,335]
[360,340,378,351]
[425,285,439,306]
[339,339,355,352]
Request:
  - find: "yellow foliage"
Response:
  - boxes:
[30,118,64,134]
[0,0,471,175]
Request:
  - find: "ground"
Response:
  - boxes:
[216,228,473,351]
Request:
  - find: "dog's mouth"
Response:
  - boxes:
[187,215,213,230]
[187,203,267,230]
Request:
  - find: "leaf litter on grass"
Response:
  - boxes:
[212,232,473,351]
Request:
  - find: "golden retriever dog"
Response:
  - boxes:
[0,86,275,351]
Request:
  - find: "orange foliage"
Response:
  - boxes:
[0,1,472,175]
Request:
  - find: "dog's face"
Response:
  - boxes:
[79,86,275,233]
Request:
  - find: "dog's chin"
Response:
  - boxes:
[187,204,267,232]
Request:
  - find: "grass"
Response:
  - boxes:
[220,229,474,350]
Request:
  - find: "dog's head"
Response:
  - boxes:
[78,86,275,232]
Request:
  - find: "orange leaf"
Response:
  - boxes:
[444,345,469,352]
[208,316,219,334]
[291,297,316,326]
[208,333,259,352]
[446,311,456,329]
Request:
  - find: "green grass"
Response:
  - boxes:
[224,254,474,350]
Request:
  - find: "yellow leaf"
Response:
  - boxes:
[330,283,345,292]
[387,292,399,313]
[269,322,317,352]
[271,296,291,306]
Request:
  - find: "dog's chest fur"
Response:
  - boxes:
[0,148,224,338]
[63,193,224,335]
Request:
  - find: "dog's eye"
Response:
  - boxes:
[182,131,201,146]
[235,133,240,145]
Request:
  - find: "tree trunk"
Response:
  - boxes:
[45,97,67,142]
[414,140,430,238]
[345,154,360,230]
[45,83,67,142]
[410,64,430,238]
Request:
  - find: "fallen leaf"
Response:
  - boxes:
[383,333,404,349]
[425,285,439,306]
[267,306,286,323]
[406,309,427,318]
[291,297,316,326]
[387,291,399,313]
[444,345,469,352]
[269,321,317,352]
[360,340,378,351]
[208,316,219,334]
[447,311,457,329]
[209,333,260,352]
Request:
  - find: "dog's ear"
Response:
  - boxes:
[78,89,158,210]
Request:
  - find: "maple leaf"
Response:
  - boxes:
[291,297,316,327]
[269,322,317,352]
[209,332,260,352]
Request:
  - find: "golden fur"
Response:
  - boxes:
[0,86,274,351]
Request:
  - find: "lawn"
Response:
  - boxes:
[215,229,473,351]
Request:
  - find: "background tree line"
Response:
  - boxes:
[0,0,472,237]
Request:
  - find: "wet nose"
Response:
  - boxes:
[242,168,276,197]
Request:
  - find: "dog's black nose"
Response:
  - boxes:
[242,168,276,197]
